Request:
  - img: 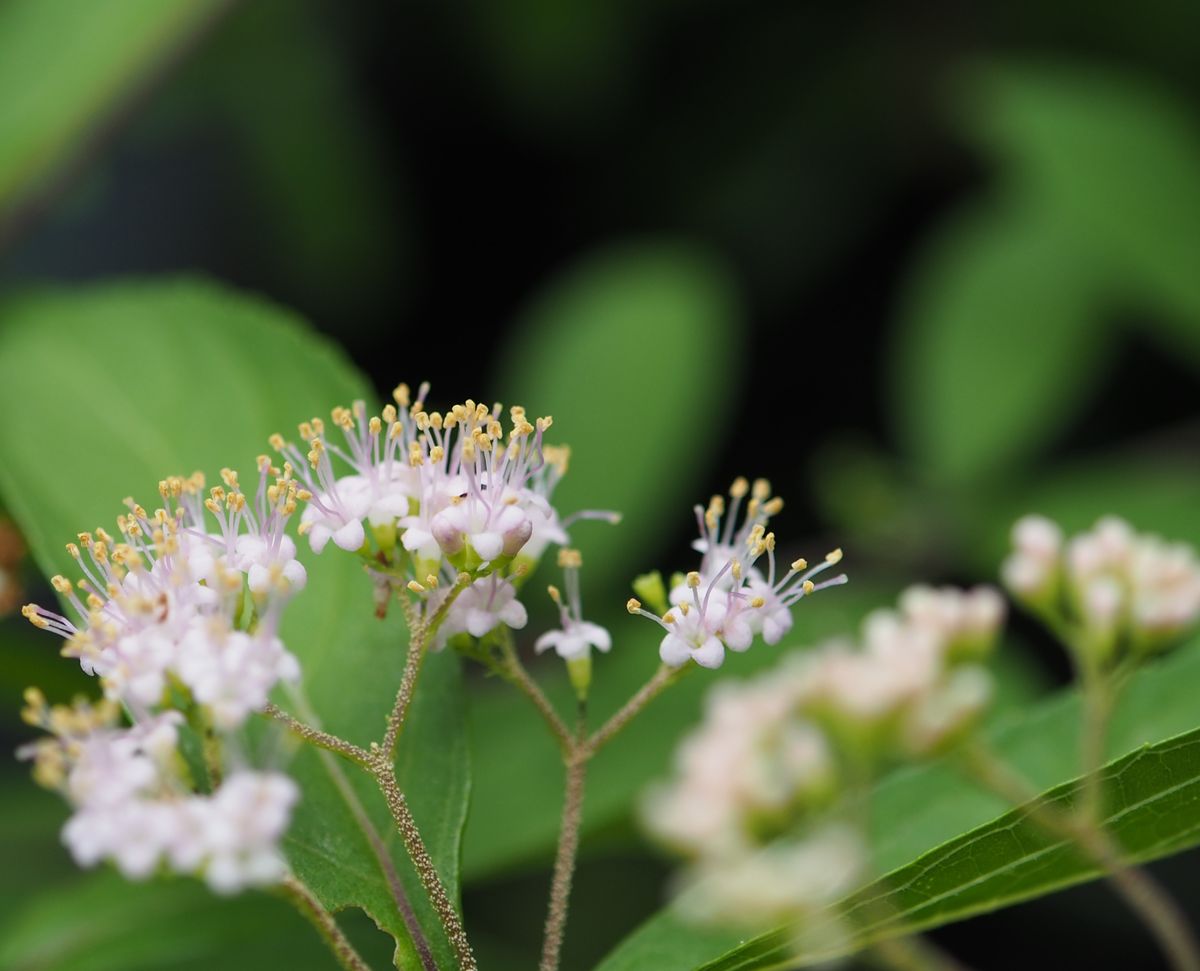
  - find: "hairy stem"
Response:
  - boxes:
[376,759,477,971]
[586,663,679,755]
[539,713,588,971]
[962,741,1200,971]
[498,635,573,752]
[279,874,374,971]
[383,573,473,758]
[263,702,371,767]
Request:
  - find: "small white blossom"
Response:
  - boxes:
[535,549,611,662]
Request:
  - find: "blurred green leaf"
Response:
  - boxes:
[598,636,1200,970]
[490,240,743,593]
[892,199,1111,486]
[0,279,468,968]
[964,62,1200,361]
[0,0,228,240]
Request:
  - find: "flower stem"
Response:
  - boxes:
[539,711,588,971]
[263,702,371,767]
[383,573,473,758]
[497,634,573,752]
[586,663,680,755]
[961,740,1200,971]
[278,874,374,971]
[375,759,478,971]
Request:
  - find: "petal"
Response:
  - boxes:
[501,598,528,630]
[472,531,504,562]
[332,519,365,552]
[692,636,726,669]
[466,609,497,638]
[308,525,332,554]
[578,621,611,652]
[535,630,562,654]
[659,634,693,668]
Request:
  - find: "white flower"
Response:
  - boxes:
[435,575,528,646]
[176,625,301,730]
[632,478,848,669]
[535,549,611,661]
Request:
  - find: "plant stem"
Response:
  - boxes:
[870,934,969,971]
[586,663,679,755]
[498,634,573,752]
[383,573,473,758]
[263,702,371,767]
[375,758,477,971]
[961,741,1200,971]
[540,712,588,971]
[279,874,374,971]
[1077,659,1112,825]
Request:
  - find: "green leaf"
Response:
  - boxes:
[0,279,469,968]
[962,62,1200,361]
[489,240,744,591]
[891,198,1111,486]
[0,0,228,238]
[597,636,1200,971]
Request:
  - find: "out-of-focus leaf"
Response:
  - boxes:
[490,240,743,593]
[0,279,469,968]
[462,576,1048,883]
[0,0,229,240]
[891,200,1111,486]
[598,636,1200,970]
[0,870,399,971]
[964,62,1200,360]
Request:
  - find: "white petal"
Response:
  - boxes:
[659,634,693,668]
[472,531,504,561]
[692,636,726,669]
[333,519,365,552]
[578,621,611,652]
[535,631,563,654]
[500,599,528,630]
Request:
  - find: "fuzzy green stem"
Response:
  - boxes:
[376,758,477,971]
[539,711,588,971]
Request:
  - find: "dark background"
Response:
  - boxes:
[4,2,1200,969]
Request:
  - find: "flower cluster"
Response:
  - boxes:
[1003,515,1200,663]
[642,584,1004,937]
[20,692,296,893]
[272,386,616,652]
[628,478,848,669]
[20,463,306,890]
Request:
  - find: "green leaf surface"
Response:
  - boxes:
[597,636,1200,970]
[0,279,469,968]
[0,0,228,237]
[489,240,744,591]
[963,62,1200,360]
[891,199,1110,486]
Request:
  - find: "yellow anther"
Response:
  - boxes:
[269,433,285,450]
[425,575,439,589]
[548,584,563,605]
[752,478,771,500]
[802,580,815,595]
[729,476,749,499]
[686,571,702,589]
[429,445,445,463]
[407,580,426,594]
[791,558,808,572]
[762,497,784,517]
[394,383,411,407]
[536,416,553,432]
[51,575,72,594]
[678,602,691,616]
[77,532,92,548]
[22,605,48,628]
[750,596,766,608]
[296,489,313,502]
[382,404,398,424]
[66,543,80,559]
[626,597,642,614]
[731,559,742,580]
[558,548,583,569]
[825,548,843,565]
[663,611,676,624]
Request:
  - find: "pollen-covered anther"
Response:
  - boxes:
[687,571,702,589]
[802,580,816,595]
[825,548,844,565]
[729,476,749,499]
[791,557,808,572]
[627,597,642,614]
[750,596,766,608]
[51,575,72,594]
[548,584,563,605]
[558,548,583,569]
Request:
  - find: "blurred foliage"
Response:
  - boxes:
[1,3,1200,970]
